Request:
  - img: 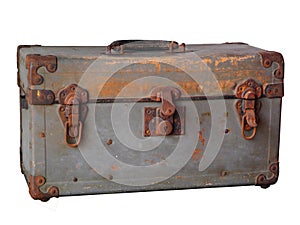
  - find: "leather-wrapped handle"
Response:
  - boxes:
[107,40,184,54]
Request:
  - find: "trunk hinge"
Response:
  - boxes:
[58,84,89,148]
[235,79,262,140]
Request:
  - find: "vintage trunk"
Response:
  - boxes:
[17,41,284,201]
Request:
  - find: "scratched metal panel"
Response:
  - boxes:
[18,43,283,199]
[17,44,275,100]
[39,98,280,196]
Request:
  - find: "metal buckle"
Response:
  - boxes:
[144,86,184,137]
[58,84,89,147]
[235,79,262,140]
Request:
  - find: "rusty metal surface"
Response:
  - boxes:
[26,54,57,85]
[29,175,59,201]
[17,45,40,87]
[264,83,284,98]
[27,89,55,105]
[256,162,279,189]
[58,84,89,147]
[149,86,181,117]
[235,78,262,98]
[144,107,185,136]
[144,86,184,136]
[235,79,263,140]
[18,44,280,100]
[259,51,284,79]
[18,43,284,200]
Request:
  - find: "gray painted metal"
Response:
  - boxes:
[18,43,283,199]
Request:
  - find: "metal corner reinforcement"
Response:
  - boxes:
[26,54,57,86]
[29,175,59,201]
[259,51,284,79]
[256,162,279,189]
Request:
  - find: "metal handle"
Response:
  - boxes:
[107,40,185,54]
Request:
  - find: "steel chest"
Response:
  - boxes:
[17,40,284,201]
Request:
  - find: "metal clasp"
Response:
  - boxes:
[235,79,262,140]
[144,86,184,137]
[58,84,89,147]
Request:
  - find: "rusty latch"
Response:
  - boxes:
[144,87,184,136]
[58,84,89,147]
[235,79,262,140]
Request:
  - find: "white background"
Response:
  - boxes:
[0,0,299,224]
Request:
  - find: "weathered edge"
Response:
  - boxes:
[256,162,279,189]
[26,54,57,86]
[29,175,59,201]
[17,45,41,88]
[20,147,24,174]
[259,51,284,79]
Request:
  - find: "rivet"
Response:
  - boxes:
[225,128,230,134]
[146,109,152,115]
[259,175,265,182]
[274,69,281,77]
[35,77,41,83]
[264,59,271,67]
[47,94,53,100]
[38,178,44,185]
[221,171,228,176]
[47,64,55,72]
[106,139,113,145]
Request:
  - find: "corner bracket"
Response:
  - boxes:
[29,175,59,201]
[26,54,57,85]
[256,162,279,189]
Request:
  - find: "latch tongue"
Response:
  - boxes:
[150,86,180,117]
[243,90,258,128]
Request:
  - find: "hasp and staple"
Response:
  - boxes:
[17,40,284,201]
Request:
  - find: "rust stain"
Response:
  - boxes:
[111,165,119,171]
[106,139,113,145]
[214,55,255,67]
[155,62,161,73]
[153,153,166,161]
[199,131,205,146]
[214,56,228,67]
[93,77,252,98]
[202,58,212,64]
[219,80,236,90]
[144,159,155,165]
[201,112,211,117]
[192,148,202,161]
[175,175,184,179]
